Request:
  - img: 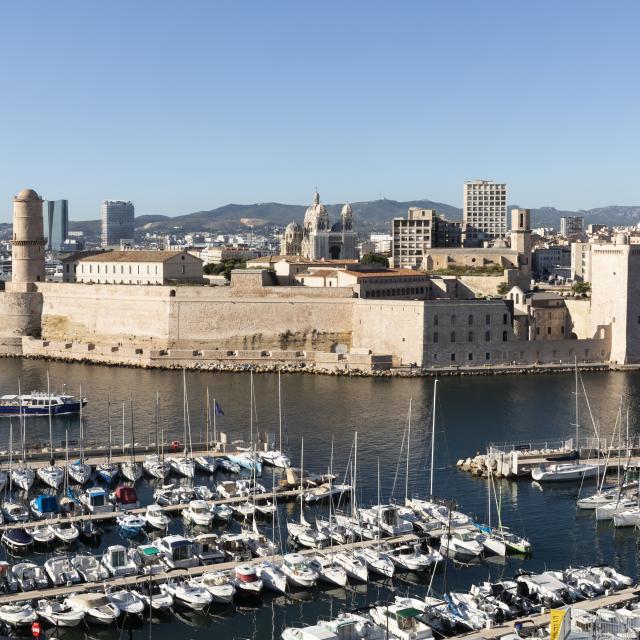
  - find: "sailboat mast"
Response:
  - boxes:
[47,371,53,460]
[213,396,217,445]
[18,380,25,461]
[430,380,438,496]
[79,384,84,463]
[405,398,412,503]
[122,403,125,455]
[8,420,12,496]
[155,392,159,456]
[278,370,283,453]
[299,437,304,521]
[353,431,358,518]
[182,369,187,455]
[249,370,254,449]
[377,457,381,541]
[130,395,136,464]
[575,356,579,451]
[205,387,210,453]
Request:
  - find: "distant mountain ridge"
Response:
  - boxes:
[66,199,640,238]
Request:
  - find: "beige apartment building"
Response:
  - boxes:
[61,250,203,285]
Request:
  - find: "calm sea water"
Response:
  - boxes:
[1,359,640,640]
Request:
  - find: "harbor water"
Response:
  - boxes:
[1,358,639,639]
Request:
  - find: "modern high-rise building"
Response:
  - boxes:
[560,216,584,237]
[392,208,462,269]
[463,180,507,246]
[101,200,135,247]
[44,200,69,252]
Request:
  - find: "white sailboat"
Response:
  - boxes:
[68,385,91,484]
[11,382,35,492]
[3,422,29,523]
[258,371,291,468]
[37,373,64,490]
[168,370,196,478]
[144,392,170,479]
[121,398,143,482]
[195,388,218,473]
[96,394,119,483]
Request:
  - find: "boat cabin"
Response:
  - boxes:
[158,535,198,569]
[220,533,252,562]
[132,544,164,575]
[194,534,225,564]
[83,488,113,514]
[31,495,59,518]
[101,545,138,577]
[113,486,139,510]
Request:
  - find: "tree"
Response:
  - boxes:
[360,253,389,267]
[571,281,591,295]
[496,282,510,296]
[203,258,246,280]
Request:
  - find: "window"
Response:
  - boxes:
[468,353,473,361]
[486,352,490,360]
[502,331,508,342]
[434,315,439,326]
[451,314,456,326]
[485,331,490,341]
[503,314,508,324]
[181,265,185,275]
[485,314,490,325]
[547,326,551,335]
[450,331,456,342]
[536,327,540,335]
[450,353,456,362]
[468,331,473,342]
[433,332,438,343]
[468,314,473,326]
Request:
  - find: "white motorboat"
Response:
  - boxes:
[121,461,143,483]
[439,528,484,558]
[66,593,120,625]
[258,449,291,468]
[183,500,214,527]
[408,497,473,529]
[68,461,92,485]
[26,523,56,545]
[303,482,351,504]
[195,455,218,474]
[391,542,441,571]
[0,603,37,627]
[129,544,165,575]
[282,552,318,588]
[288,520,328,549]
[216,480,240,499]
[101,545,139,577]
[477,530,508,556]
[143,504,171,529]
[112,486,140,510]
[369,601,433,639]
[355,546,395,578]
[282,613,386,640]
[36,598,85,627]
[105,588,145,617]
[212,503,233,521]
[531,462,599,482]
[194,534,226,564]
[515,571,576,607]
[157,534,199,569]
[234,564,263,595]
[168,456,196,478]
[1,528,34,551]
[71,554,109,582]
[255,561,287,594]
[137,582,174,611]
[116,513,146,535]
[360,504,414,536]
[220,532,253,563]
[49,519,80,544]
[233,501,256,519]
[335,551,368,582]
[37,463,64,490]
[309,553,348,587]
[2,500,29,522]
[12,562,48,591]
[12,465,35,492]
[161,578,212,610]
[44,556,82,586]
[143,454,170,479]
[80,487,113,514]
[501,528,532,554]
[196,571,237,602]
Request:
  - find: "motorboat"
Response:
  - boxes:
[531,463,599,482]
[475,526,508,556]
[157,534,198,569]
[0,392,86,416]
[36,598,85,627]
[143,454,170,479]
[217,458,241,474]
[390,542,441,571]
[183,500,214,527]
[143,504,171,529]
[101,544,138,577]
[121,461,143,483]
[408,497,473,529]
[37,462,64,490]
[168,455,196,479]
[227,452,262,476]
[220,532,253,563]
[2,528,34,552]
[335,551,368,582]
[355,546,395,578]
[369,601,433,639]
[212,503,233,521]
[49,518,80,544]
[193,485,215,500]
[282,614,386,640]
[44,556,82,586]
[80,487,114,514]
[501,528,532,554]
[129,544,165,575]
[0,562,18,593]
[112,486,139,510]
[96,462,120,484]
[439,528,484,558]
[258,449,291,469]
[26,523,56,545]
[2,500,29,522]
[360,504,414,536]
[302,482,351,504]
[246,529,278,557]
[12,562,48,591]
[68,460,92,485]
[66,593,120,625]
[194,533,226,564]
[216,480,240,499]
[71,554,109,582]
[116,513,146,535]
[0,602,37,627]
[447,592,501,629]
[233,501,256,519]
[161,578,212,610]
[255,561,287,594]
[234,564,263,595]
[30,494,59,519]
[195,571,237,603]
[254,499,277,516]
[515,571,577,607]
[154,483,194,506]
[195,455,218,474]
[288,516,329,549]
[137,582,174,611]
[309,553,348,587]
[105,587,145,617]
[11,464,35,492]
[282,553,319,588]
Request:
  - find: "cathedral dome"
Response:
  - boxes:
[304,190,330,232]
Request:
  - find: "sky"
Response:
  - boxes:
[0,1,638,222]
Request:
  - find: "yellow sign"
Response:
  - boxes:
[550,609,567,640]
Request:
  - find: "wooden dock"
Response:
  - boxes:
[0,534,419,605]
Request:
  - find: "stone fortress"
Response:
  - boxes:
[0,188,637,373]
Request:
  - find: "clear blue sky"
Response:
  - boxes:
[0,1,638,221]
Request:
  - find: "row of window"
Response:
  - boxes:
[363,287,426,298]
[433,330,508,343]
[433,313,508,326]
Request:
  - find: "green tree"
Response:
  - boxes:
[497,282,510,296]
[203,258,246,281]
[360,253,389,267]
[571,281,591,295]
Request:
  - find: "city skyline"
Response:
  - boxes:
[1,1,639,221]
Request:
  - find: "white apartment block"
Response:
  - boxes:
[463,180,507,246]
[560,216,584,237]
[570,241,592,282]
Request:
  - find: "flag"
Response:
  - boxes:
[214,401,225,417]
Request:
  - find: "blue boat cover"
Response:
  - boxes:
[34,495,59,514]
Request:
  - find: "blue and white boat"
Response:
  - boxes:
[29,495,59,519]
[116,514,146,536]
[79,488,113,514]
[0,392,87,417]
[226,453,262,476]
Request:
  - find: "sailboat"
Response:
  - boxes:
[194,388,218,474]
[36,374,64,490]
[227,371,262,475]
[2,422,29,523]
[168,370,196,478]
[258,371,291,468]
[121,398,143,482]
[96,394,119,483]
[11,382,35,492]
[143,392,170,479]
[68,385,91,484]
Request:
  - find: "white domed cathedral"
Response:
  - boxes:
[282,190,357,260]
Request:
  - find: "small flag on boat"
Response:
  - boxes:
[214,401,225,416]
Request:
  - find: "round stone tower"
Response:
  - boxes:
[0,188,45,353]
